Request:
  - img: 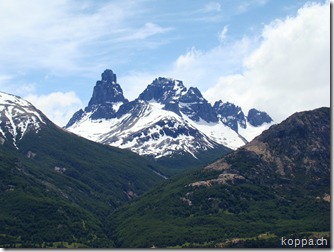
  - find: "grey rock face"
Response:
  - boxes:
[88,69,127,107]
[179,87,218,123]
[213,101,246,132]
[101,69,117,83]
[138,77,186,103]
[67,69,128,126]
[247,108,273,127]
[66,109,84,128]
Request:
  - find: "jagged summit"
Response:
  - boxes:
[214,101,246,132]
[139,77,187,103]
[66,69,128,127]
[213,101,274,133]
[179,87,218,123]
[247,108,273,126]
[179,87,205,103]
[66,69,274,163]
[138,78,217,122]
[101,69,117,83]
[88,69,128,107]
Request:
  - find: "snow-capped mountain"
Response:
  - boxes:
[66,69,274,160]
[0,92,48,148]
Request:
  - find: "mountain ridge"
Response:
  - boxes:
[66,69,274,168]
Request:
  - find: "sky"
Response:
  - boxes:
[0,0,330,126]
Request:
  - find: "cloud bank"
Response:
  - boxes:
[119,1,329,124]
[163,1,329,123]
[25,92,83,127]
[0,0,171,74]
[0,0,329,126]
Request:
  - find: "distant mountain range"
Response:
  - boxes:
[66,69,273,170]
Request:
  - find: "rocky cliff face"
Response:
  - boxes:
[138,77,187,103]
[247,108,273,127]
[179,87,218,123]
[66,69,128,127]
[214,101,246,132]
[88,69,125,106]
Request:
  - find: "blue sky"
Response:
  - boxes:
[0,0,330,126]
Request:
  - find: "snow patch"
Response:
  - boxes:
[238,121,274,142]
[0,91,47,147]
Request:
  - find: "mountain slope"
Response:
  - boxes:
[66,70,274,170]
[0,91,167,248]
[0,92,48,149]
[109,107,330,248]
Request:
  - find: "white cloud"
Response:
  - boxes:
[0,74,36,97]
[218,25,229,43]
[118,22,172,41]
[202,2,222,13]
[174,47,203,70]
[165,36,256,90]
[1,0,327,127]
[0,0,170,74]
[202,2,330,122]
[119,71,159,101]
[25,92,83,127]
[0,75,12,82]
[237,0,269,14]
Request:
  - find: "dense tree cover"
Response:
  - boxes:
[0,124,167,248]
[109,166,330,248]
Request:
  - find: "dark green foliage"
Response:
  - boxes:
[109,166,330,248]
[0,123,166,247]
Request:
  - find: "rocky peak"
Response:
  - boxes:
[88,69,127,107]
[0,92,49,147]
[138,77,187,103]
[213,101,243,115]
[101,69,117,83]
[179,87,205,103]
[66,70,128,127]
[247,108,273,127]
[179,87,218,123]
[213,101,246,132]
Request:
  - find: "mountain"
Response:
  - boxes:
[109,107,330,248]
[0,91,167,248]
[66,70,274,171]
[0,92,48,149]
